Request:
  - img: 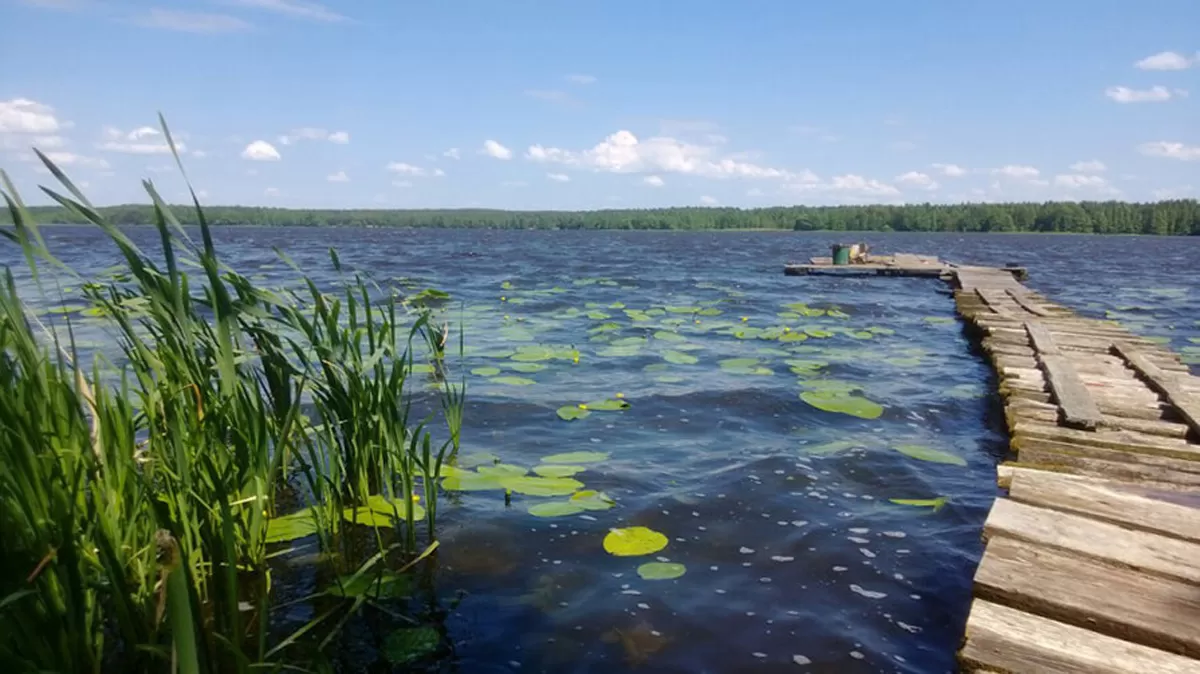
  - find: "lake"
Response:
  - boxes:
[5,228,1198,673]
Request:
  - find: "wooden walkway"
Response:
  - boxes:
[789,255,1200,673]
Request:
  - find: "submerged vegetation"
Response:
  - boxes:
[0,129,464,671]
[6,199,1200,235]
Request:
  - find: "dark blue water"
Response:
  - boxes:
[5,228,1199,673]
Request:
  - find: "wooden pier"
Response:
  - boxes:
[789,254,1200,673]
[784,252,1028,280]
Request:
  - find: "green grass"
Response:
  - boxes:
[0,118,464,672]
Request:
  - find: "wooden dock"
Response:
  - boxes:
[789,255,1200,673]
[783,252,1028,280]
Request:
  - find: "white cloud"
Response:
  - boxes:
[566,74,597,85]
[393,180,412,188]
[241,140,281,161]
[1135,51,1197,71]
[385,162,427,176]
[1054,174,1108,188]
[279,127,347,145]
[992,165,1040,179]
[931,163,966,177]
[98,126,182,154]
[700,195,719,205]
[327,170,349,183]
[1069,160,1106,173]
[643,175,664,187]
[0,98,61,134]
[1104,85,1176,103]
[432,168,445,177]
[894,171,938,190]
[134,9,250,33]
[482,139,512,160]
[546,172,570,182]
[783,173,901,201]
[264,187,281,197]
[443,148,460,160]
[222,0,346,22]
[525,129,795,180]
[24,151,110,169]
[1138,141,1200,161]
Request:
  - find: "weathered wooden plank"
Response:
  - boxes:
[1012,422,1200,459]
[1013,446,1200,487]
[1005,468,1200,542]
[1007,403,1190,439]
[975,536,1200,658]
[1031,323,1105,428]
[976,288,1018,318]
[1115,343,1200,439]
[983,499,1200,585]
[1005,288,1054,317]
[960,599,1200,674]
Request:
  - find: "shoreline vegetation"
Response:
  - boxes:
[4,199,1200,235]
[2,128,466,671]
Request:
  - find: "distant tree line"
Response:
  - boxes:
[4,200,1198,235]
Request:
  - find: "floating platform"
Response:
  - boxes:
[789,256,1200,673]
[784,253,1028,281]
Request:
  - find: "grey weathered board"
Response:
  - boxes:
[785,252,1200,672]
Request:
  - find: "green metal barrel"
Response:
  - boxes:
[832,245,851,265]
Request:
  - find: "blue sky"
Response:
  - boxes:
[2,0,1198,209]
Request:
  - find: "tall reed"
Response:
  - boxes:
[0,119,464,672]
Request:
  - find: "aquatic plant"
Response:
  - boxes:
[0,122,463,672]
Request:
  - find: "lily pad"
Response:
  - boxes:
[509,363,546,373]
[489,376,536,386]
[779,331,809,342]
[471,366,502,376]
[533,464,586,478]
[542,451,609,464]
[500,475,583,496]
[265,507,319,544]
[571,490,616,511]
[328,572,412,599]
[923,316,955,325]
[459,452,500,468]
[719,358,759,370]
[895,444,967,466]
[612,336,647,347]
[343,494,426,526]
[697,307,723,316]
[654,331,687,342]
[636,562,687,580]
[477,464,528,478]
[528,501,586,517]
[599,345,642,357]
[890,496,948,510]
[590,322,621,333]
[441,472,506,491]
[583,398,631,411]
[800,391,884,419]
[383,626,440,665]
[587,311,612,320]
[804,327,833,338]
[603,526,668,557]
[664,351,698,365]
[557,405,591,421]
[643,363,669,372]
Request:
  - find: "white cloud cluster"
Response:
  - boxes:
[135,9,250,33]
[1135,51,1198,71]
[895,171,938,190]
[546,173,570,183]
[443,148,461,160]
[1104,85,1180,103]
[525,129,795,180]
[643,175,664,187]
[992,165,1040,179]
[1053,174,1108,188]
[278,127,349,145]
[1138,141,1200,161]
[241,140,281,161]
[0,98,61,134]
[224,0,347,22]
[385,162,445,177]
[699,195,718,205]
[931,163,966,177]
[98,126,183,154]
[482,139,512,160]
[326,170,349,183]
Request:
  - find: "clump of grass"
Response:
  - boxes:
[0,117,465,672]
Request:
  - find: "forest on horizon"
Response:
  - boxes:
[5,199,1199,235]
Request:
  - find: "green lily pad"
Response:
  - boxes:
[500,475,583,496]
[490,376,536,386]
[557,405,591,421]
[383,626,440,665]
[590,322,621,333]
[328,572,412,599]
[528,501,586,517]
[779,331,808,342]
[265,507,319,544]
[868,326,896,335]
[441,472,505,491]
[733,327,763,339]
[800,391,884,419]
[542,451,609,464]
[477,464,528,478]
[923,316,955,325]
[533,464,586,478]
[665,305,700,314]
[697,307,723,316]
[654,331,687,342]
[609,301,626,309]
[587,311,612,320]
[571,490,616,510]
[643,363,669,372]
[583,398,631,411]
[612,336,647,347]
[895,444,967,466]
[637,562,687,580]
[804,327,833,338]
[890,496,948,510]
[343,494,426,527]
[664,351,698,365]
[458,452,500,468]
[826,309,850,319]
[599,345,642,357]
[849,331,875,339]
[509,363,546,373]
[471,366,502,376]
[656,375,684,383]
[719,358,759,370]
[603,526,668,556]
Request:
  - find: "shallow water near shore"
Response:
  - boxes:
[5,228,1198,673]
